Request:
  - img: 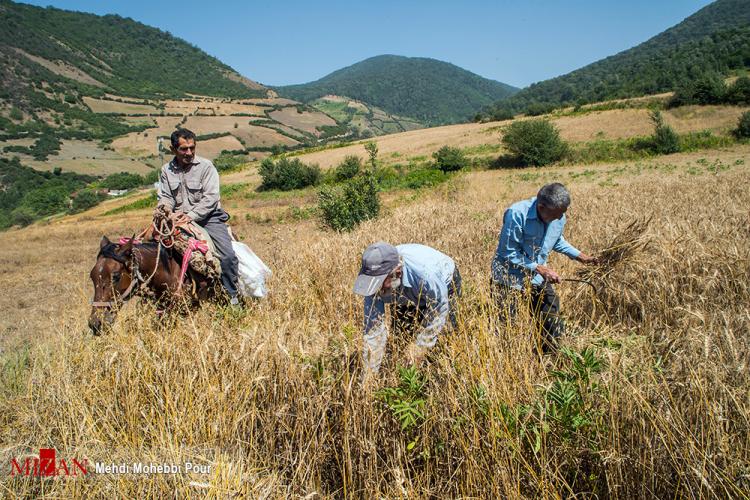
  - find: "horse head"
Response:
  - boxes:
[89,235,137,335]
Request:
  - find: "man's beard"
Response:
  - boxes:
[379,278,401,302]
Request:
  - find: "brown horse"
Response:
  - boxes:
[88,235,214,334]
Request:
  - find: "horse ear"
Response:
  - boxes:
[118,234,136,256]
[100,236,111,249]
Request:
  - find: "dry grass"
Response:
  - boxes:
[268,107,337,135]
[162,99,268,116]
[232,126,300,148]
[20,139,157,175]
[0,146,748,497]
[82,97,158,114]
[194,135,245,159]
[14,48,105,87]
[110,117,179,157]
[294,105,750,170]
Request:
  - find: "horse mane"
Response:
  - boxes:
[97,240,171,268]
[97,242,128,264]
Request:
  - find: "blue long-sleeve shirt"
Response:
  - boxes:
[491,196,580,289]
[363,244,455,346]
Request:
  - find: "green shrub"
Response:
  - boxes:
[525,102,555,116]
[726,77,750,105]
[333,155,362,182]
[679,130,733,151]
[10,206,35,227]
[376,366,427,432]
[502,119,568,166]
[102,172,145,190]
[499,346,608,454]
[21,186,69,216]
[566,138,646,163]
[71,189,105,213]
[669,74,726,107]
[432,146,468,173]
[213,152,246,172]
[734,111,750,139]
[144,168,160,185]
[318,172,380,231]
[403,168,447,189]
[649,110,680,155]
[259,157,321,191]
[691,75,727,105]
[490,108,514,121]
[373,165,400,188]
[364,141,378,170]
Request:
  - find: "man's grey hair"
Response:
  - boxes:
[537,183,571,209]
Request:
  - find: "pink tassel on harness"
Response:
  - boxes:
[118,237,142,245]
[177,238,209,292]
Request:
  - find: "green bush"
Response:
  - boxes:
[71,189,105,213]
[499,346,608,467]
[678,130,733,151]
[726,77,750,105]
[213,152,246,172]
[376,366,427,432]
[525,102,555,116]
[734,111,750,139]
[259,157,321,191]
[502,119,568,166]
[649,110,680,155]
[318,172,380,231]
[432,146,468,173]
[21,186,69,216]
[333,155,362,182]
[30,133,61,161]
[10,206,35,227]
[403,168,447,189]
[144,168,160,185]
[102,172,145,190]
[490,108,514,121]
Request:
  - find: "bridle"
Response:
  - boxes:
[90,244,161,309]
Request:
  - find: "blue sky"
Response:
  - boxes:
[19,0,714,88]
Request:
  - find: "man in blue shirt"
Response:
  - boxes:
[491,183,597,353]
[353,242,461,374]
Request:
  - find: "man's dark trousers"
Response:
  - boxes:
[492,281,564,353]
[392,267,463,335]
[199,209,239,298]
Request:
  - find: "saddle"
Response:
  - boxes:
[148,206,221,283]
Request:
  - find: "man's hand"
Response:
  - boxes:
[576,253,599,265]
[155,205,171,216]
[173,212,192,225]
[536,265,561,284]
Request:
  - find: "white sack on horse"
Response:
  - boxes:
[232,241,272,298]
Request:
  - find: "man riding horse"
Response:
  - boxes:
[88,128,240,333]
[157,128,240,306]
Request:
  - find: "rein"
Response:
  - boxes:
[91,242,162,308]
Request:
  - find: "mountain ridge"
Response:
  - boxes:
[484,0,750,116]
[276,54,519,125]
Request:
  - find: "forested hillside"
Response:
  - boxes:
[0,0,266,99]
[484,0,750,117]
[0,0,270,143]
[277,55,518,125]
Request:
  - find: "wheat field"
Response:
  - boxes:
[1,145,749,497]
